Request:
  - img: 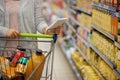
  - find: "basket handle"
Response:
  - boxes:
[20,33,57,43]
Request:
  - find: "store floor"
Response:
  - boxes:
[38,39,77,80]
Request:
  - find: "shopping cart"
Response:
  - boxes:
[0,33,57,80]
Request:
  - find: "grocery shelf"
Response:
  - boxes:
[70,41,105,80]
[69,36,87,59]
[72,6,92,15]
[92,2,117,12]
[70,16,91,33]
[65,22,76,33]
[90,43,115,69]
[65,21,90,47]
[88,61,105,80]
[59,44,83,80]
[90,44,120,79]
[76,34,89,47]
[91,24,116,41]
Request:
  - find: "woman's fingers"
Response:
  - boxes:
[46,26,62,35]
[6,29,20,38]
[12,31,20,38]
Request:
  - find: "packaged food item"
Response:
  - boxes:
[10,48,25,67]
[15,57,28,74]
[0,57,10,71]
[25,49,45,80]
[3,67,21,79]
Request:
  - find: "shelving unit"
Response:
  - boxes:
[65,22,76,33]
[90,43,115,69]
[69,37,105,80]
[70,16,91,33]
[65,22,90,47]
[91,24,116,41]
[76,34,89,47]
[72,6,92,15]
[92,2,117,12]
[60,0,120,80]
[66,21,120,79]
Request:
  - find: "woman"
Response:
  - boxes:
[0,0,61,50]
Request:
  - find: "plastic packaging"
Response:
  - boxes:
[25,49,45,80]
[10,48,25,67]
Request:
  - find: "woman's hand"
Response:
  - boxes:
[6,29,20,38]
[43,26,62,35]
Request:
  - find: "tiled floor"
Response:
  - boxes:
[38,39,77,80]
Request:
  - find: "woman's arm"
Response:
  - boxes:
[34,0,48,34]
[0,26,8,37]
[0,26,19,38]
[34,0,62,35]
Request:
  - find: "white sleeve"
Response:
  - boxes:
[0,26,8,37]
[34,0,48,33]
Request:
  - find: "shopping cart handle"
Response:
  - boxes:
[20,33,57,42]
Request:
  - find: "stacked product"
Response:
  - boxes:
[92,8,118,37]
[76,0,92,12]
[91,30,117,65]
[71,51,101,80]
[87,49,118,80]
[77,13,91,29]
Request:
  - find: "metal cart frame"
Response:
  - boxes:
[0,33,57,80]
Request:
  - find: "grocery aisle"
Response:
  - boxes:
[41,0,120,80]
[38,39,77,80]
[53,42,77,80]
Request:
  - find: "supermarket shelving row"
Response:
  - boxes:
[72,6,92,16]
[91,24,120,49]
[65,21,120,79]
[90,43,115,69]
[90,43,120,79]
[76,34,89,47]
[66,22,89,47]
[91,24,116,41]
[69,37,105,80]
[61,0,120,79]
[65,22,76,33]
[58,39,83,80]
[70,16,91,33]
[92,2,117,12]
[92,2,120,17]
